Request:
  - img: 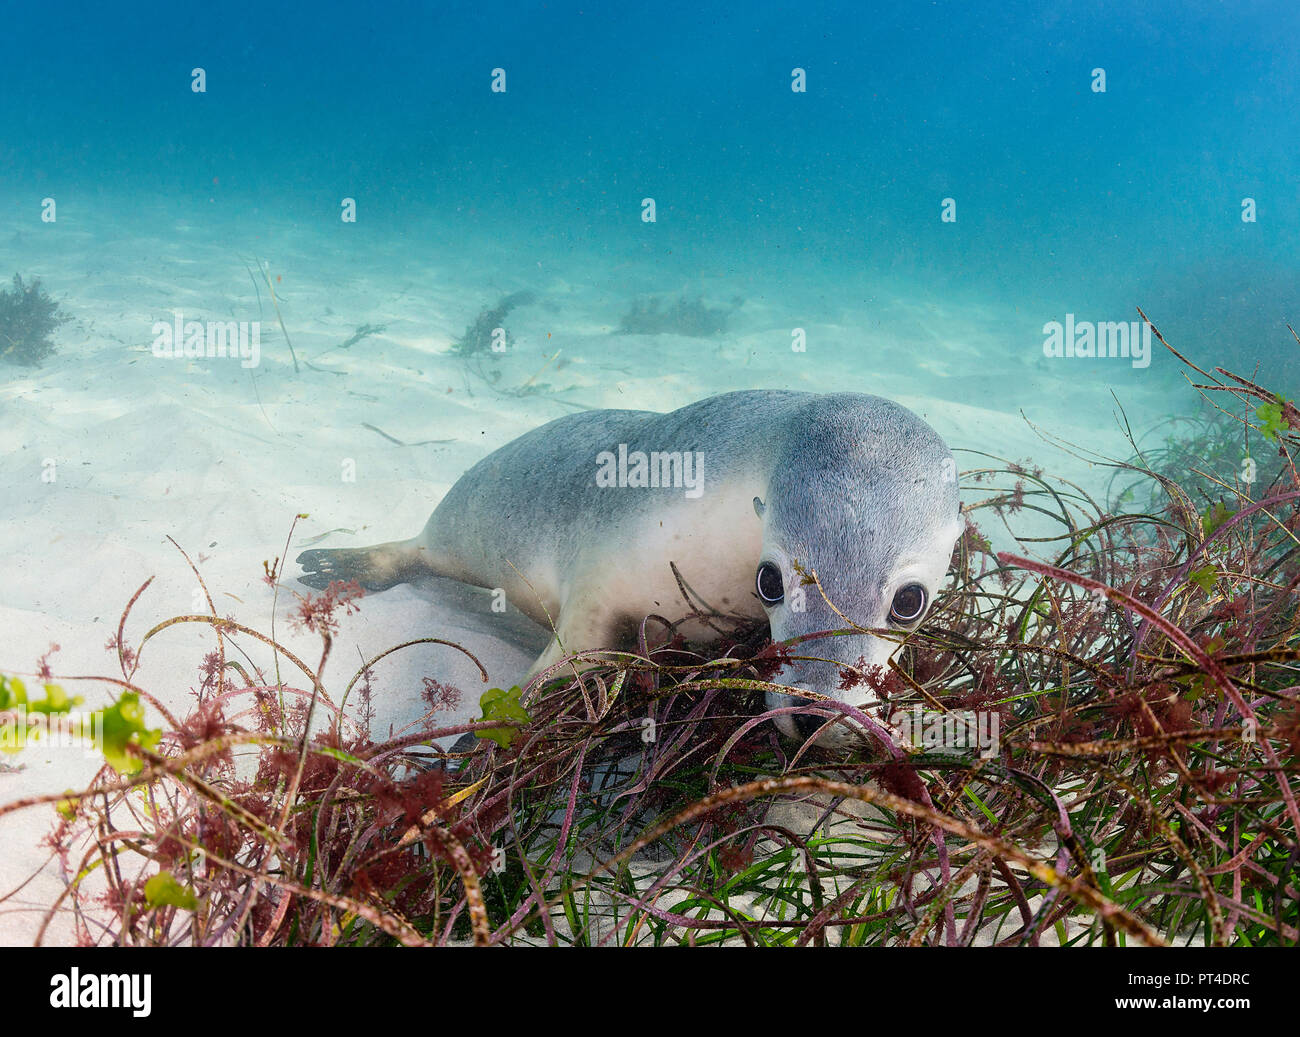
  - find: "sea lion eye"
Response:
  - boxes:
[756,562,784,605]
[889,583,927,624]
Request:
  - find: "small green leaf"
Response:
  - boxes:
[476,685,530,748]
[1256,396,1290,442]
[1201,501,1233,538]
[100,692,162,773]
[0,720,27,754]
[1179,675,1206,703]
[312,744,368,767]
[144,870,199,911]
[0,675,28,711]
[1188,565,1217,594]
[26,682,82,716]
[56,790,80,822]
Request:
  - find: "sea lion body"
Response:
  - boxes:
[298,390,963,746]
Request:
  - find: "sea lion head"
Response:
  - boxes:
[753,397,962,751]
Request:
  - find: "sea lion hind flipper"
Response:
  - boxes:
[295,538,431,592]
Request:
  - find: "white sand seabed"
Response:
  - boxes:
[0,204,1181,944]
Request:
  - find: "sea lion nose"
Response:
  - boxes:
[793,712,827,741]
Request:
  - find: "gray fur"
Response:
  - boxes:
[297,390,962,747]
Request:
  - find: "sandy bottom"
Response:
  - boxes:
[0,198,1183,944]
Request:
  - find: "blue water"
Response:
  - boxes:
[3,0,1298,387]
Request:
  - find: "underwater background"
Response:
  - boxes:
[2,0,1299,942]
[5,0,1300,394]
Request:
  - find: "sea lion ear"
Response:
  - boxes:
[753,496,766,519]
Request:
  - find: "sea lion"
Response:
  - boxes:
[297,390,963,747]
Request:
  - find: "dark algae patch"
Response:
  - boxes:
[451,290,537,355]
[618,293,742,337]
[0,273,70,367]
